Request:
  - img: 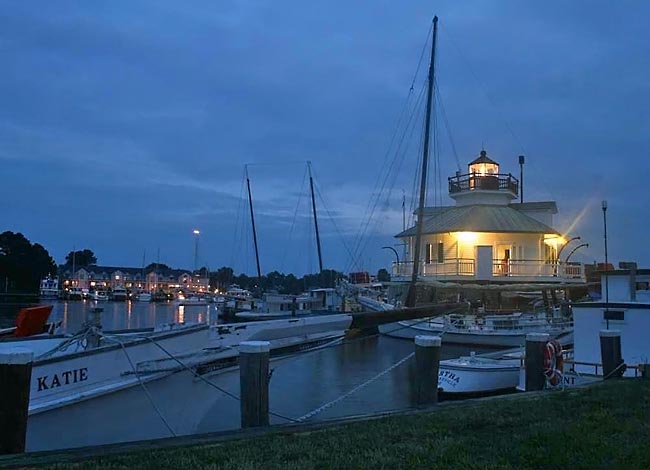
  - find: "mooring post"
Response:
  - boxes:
[525,332,549,391]
[86,307,103,349]
[239,340,270,428]
[414,335,441,405]
[0,348,34,455]
[600,329,624,379]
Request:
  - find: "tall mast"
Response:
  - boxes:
[308,161,324,273]
[406,16,438,308]
[245,165,262,279]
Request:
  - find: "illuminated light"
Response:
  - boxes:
[115,275,120,280]
[193,229,200,235]
[455,232,478,243]
[544,234,565,247]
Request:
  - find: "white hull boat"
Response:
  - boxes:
[137,292,152,302]
[17,314,352,451]
[438,352,521,394]
[379,320,572,348]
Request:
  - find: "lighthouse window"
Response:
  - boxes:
[437,242,444,263]
[425,243,432,264]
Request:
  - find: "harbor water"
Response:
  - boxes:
[1,300,489,450]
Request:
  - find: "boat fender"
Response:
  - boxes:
[543,339,564,386]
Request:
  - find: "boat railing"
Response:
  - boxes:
[441,315,572,332]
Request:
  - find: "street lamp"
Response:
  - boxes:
[565,243,589,263]
[382,246,400,265]
[602,200,609,326]
[557,236,581,261]
[193,229,200,273]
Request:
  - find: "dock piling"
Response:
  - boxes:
[414,335,441,405]
[525,333,549,391]
[239,341,271,428]
[600,330,624,379]
[0,348,34,455]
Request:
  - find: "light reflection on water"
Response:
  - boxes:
[0,300,214,332]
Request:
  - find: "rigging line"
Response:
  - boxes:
[360,22,432,220]
[350,87,428,272]
[101,335,177,437]
[346,81,428,272]
[229,168,247,268]
[314,182,357,271]
[410,21,434,91]
[279,165,309,272]
[243,160,309,168]
[435,81,462,172]
[295,351,415,422]
[439,22,528,156]
[119,334,297,423]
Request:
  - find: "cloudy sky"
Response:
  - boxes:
[1,1,648,275]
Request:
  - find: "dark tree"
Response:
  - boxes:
[0,231,57,292]
[64,249,97,267]
[377,268,391,282]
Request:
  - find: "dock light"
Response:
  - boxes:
[193,229,200,235]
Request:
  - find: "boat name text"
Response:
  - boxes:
[37,368,88,391]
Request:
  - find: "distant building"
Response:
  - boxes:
[58,265,210,293]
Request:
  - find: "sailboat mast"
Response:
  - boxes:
[308,162,324,273]
[245,165,262,279]
[407,15,438,308]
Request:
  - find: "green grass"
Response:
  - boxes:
[23,380,650,469]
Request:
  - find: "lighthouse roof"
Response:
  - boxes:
[469,150,498,166]
[397,204,559,237]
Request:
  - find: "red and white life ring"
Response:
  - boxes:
[543,340,564,386]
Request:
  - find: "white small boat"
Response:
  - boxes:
[137,292,152,302]
[438,351,521,394]
[90,290,109,301]
[175,295,208,306]
[39,277,60,299]
[112,286,128,301]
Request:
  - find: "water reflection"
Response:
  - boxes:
[0,300,216,332]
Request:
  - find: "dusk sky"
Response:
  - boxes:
[1,1,649,275]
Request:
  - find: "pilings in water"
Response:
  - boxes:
[525,333,549,391]
[414,335,441,405]
[0,348,33,455]
[240,341,271,428]
[600,330,625,379]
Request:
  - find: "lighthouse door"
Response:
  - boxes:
[476,246,494,280]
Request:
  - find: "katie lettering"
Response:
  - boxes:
[36,367,89,391]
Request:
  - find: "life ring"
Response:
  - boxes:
[543,340,564,386]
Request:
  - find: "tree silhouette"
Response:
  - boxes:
[64,249,97,267]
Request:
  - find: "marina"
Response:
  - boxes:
[1,4,649,467]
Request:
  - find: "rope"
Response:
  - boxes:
[101,334,177,437]
[295,351,415,422]
[104,332,297,423]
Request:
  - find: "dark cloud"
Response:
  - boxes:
[1,0,648,274]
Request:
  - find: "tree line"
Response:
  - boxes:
[0,235,389,294]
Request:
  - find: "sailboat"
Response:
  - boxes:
[235,163,342,321]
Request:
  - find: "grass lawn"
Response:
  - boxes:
[18,379,650,469]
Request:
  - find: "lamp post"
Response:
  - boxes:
[557,236,581,261]
[565,243,589,263]
[193,229,200,273]
[602,200,609,327]
[382,246,400,266]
